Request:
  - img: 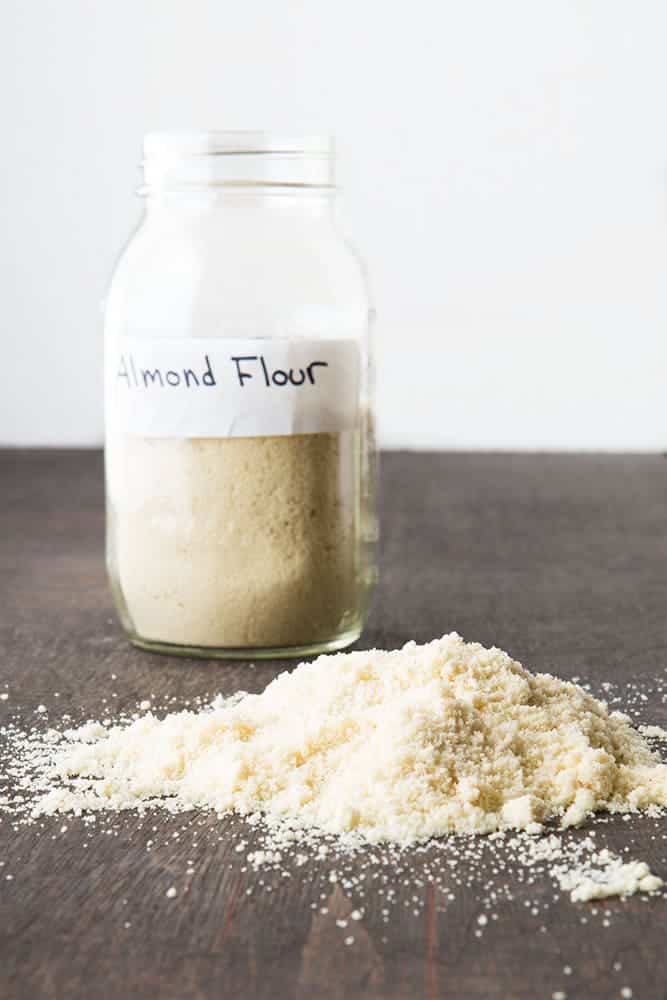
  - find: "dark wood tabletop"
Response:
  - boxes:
[2,449,667,1000]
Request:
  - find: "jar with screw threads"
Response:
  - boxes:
[104,132,377,658]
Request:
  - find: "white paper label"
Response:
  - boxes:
[107,336,360,438]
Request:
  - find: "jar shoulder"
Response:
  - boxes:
[106,210,371,338]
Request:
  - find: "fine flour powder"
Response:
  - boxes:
[31,634,667,846]
[107,431,359,648]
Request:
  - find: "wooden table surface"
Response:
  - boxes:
[2,449,667,1000]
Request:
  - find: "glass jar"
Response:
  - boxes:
[104,132,377,659]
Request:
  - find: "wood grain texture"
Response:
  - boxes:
[1,449,667,1000]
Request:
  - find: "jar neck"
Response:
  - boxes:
[140,133,337,222]
[142,131,335,197]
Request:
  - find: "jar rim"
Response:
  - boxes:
[143,131,334,159]
[141,131,336,191]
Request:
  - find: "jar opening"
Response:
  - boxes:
[142,131,335,193]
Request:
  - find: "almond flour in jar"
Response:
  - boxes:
[106,432,363,651]
[104,133,377,657]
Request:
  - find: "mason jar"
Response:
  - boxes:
[104,132,377,659]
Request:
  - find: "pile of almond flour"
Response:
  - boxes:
[3,634,667,901]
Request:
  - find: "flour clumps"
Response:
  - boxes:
[560,855,662,902]
[29,634,667,847]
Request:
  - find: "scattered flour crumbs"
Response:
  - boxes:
[2,634,667,912]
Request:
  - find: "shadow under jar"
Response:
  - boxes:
[104,132,377,658]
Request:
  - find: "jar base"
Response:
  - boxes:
[127,625,364,661]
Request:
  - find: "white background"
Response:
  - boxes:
[2,0,666,450]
